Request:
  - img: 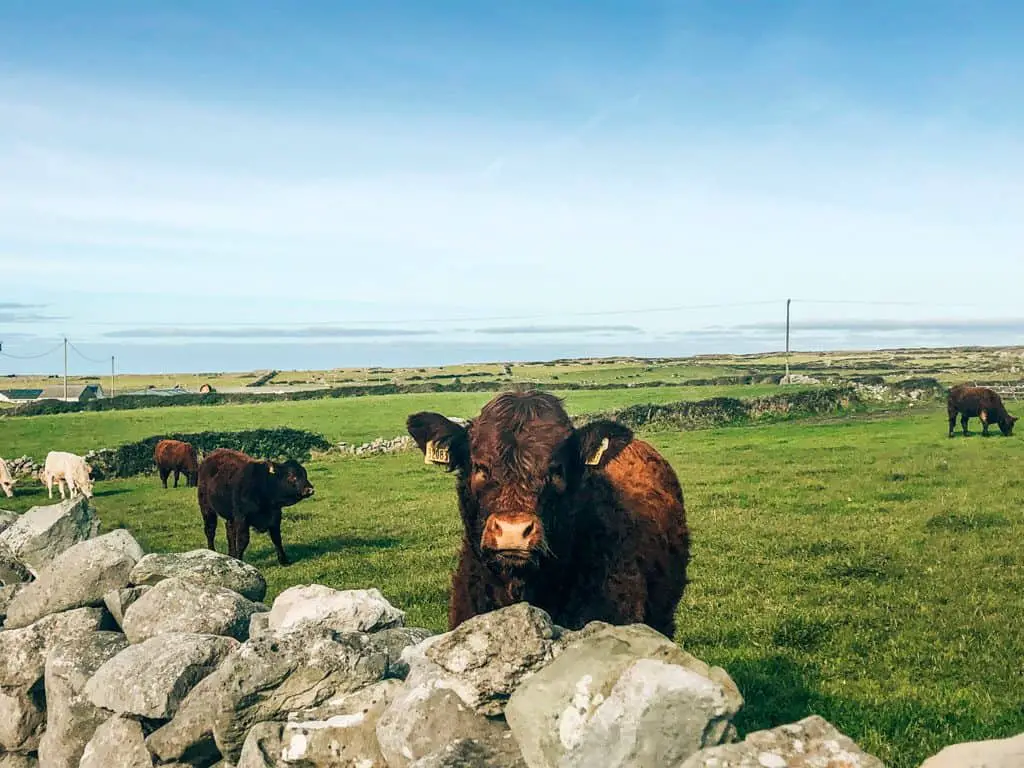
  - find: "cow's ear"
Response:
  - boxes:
[575,419,633,469]
[406,412,469,472]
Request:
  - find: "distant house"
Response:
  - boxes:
[0,384,105,404]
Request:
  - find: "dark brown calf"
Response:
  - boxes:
[947,384,1018,437]
[196,448,314,565]
[154,439,199,488]
[407,390,690,637]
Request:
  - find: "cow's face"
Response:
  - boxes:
[1000,414,1018,436]
[269,459,315,506]
[408,391,633,574]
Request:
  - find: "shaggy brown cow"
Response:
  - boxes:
[947,384,1018,437]
[407,390,690,636]
[154,439,200,488]
[197,448,314,565]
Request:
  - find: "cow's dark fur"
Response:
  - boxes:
[197,448,314,564]
[154,439,199,488]
[407,390,690,636]
[947,384,1018,437]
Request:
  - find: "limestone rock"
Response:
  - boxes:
[0,496,98,574]
[85,632,238,720]
[0,754,38,768]
[267,584,405,636]
[0,583,25,625]
[377,626,434,679]
[121,577,263,643]
[4,529,144,629]
[563,659,744,768]
[103,585,150,629]
[0,541,31,585]
[236,680,400,767]
[411,739,529,768]
[680,715,884,768]
[0,607,106,688]
[144,669,225,766]
[248,611,270,640]
[376,678,525,768]
[505,622,743,768]
[130,549,267,602]
[417,603,560,716]
[920,732,1024,768]
[0,510,18,533]
[0,685,45,752]
[79,716,153,768]
[38,630,129,768]
[152,627,391,763]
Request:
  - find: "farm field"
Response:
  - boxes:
[0,382,803,458]
[2,393,1023,767]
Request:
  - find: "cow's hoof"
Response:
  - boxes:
[277,557,292,566]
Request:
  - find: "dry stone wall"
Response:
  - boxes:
[0,497,1012,767]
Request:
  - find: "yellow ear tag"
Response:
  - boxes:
[424,440,450,465]
[268,464,275,474]
[585,437,610,466]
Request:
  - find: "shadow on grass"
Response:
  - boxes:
[727,653,1024,768]
[243,534,404,566]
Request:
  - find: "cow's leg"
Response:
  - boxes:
[948,410,957,438]
[46,473,53,498]
[159,468,169,488]
[268,521,290,566]
[203,513,217,551]
[961,414,970,436]
[980,410,990,436]
[173,469,180,488]
[225,518,236,561]
[234,522,251,562]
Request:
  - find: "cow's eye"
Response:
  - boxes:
[472,464,490,480]
[548,465,566,489]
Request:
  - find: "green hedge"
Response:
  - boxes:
[597,387,862,431]
[87,428,331,479]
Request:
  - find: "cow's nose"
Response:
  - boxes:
[484,517,536,551]
[303,487,314,497]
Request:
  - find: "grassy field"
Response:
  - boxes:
[2,393,1022,767]
[0,382,802,458]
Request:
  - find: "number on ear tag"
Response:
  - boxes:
[585,437,610,466]
[425,440,450,465]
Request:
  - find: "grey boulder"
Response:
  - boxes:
[415,602,561,717]
[0,541,31,586]
[267,584,405,636]
[79,716,154,768]
[680,715,884,768]
[411,739,529,768]
[103,585,150,629]
[919,731,1024,768]
[505,622,743,768]
[38,630,129,768]
[0,607,106,689]
[235,680,400,767]
[85,632,238,720]
[121,576,263,643]
[0,496,98,574]
[130,549,268,602]
[0,685,45,752]
[4,529,144,629]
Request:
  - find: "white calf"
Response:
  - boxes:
[42,451,94,499]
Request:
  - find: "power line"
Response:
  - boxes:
[0,342,66,360]
[68,340,111,365]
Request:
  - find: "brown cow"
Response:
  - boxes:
[197,448,314,565]
[947,384,1018,437]
[154,439,200,488]
[407,390,690,637]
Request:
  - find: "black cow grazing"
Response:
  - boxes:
[407,390,690,637]
[947,384,1018,437]
[197,448,314,564]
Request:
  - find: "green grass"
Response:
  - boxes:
[0,383,799,458]
[2,400,1022,766]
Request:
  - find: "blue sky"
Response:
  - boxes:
[2,1,1023,374]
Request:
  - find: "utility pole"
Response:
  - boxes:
[111,356,116,398]
[784,299,791,382]
[63,337,68,401]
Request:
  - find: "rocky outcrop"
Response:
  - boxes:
[0,497,98,575]
[129,549,268,602]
